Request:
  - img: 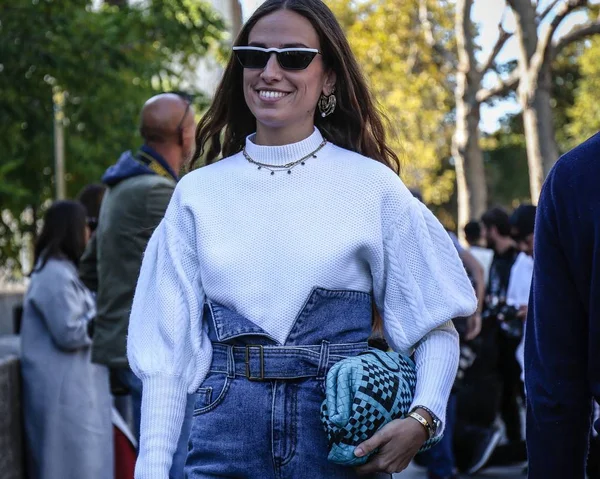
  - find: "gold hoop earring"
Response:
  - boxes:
[318,90,337,118]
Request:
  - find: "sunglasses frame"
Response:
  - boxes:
[232,46,321,71]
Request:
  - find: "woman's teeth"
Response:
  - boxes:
[259,90,288,99]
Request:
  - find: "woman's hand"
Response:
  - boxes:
[464,311,482,340]
[354,417,428,475]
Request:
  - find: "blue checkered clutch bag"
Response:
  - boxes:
[320,350,442,466]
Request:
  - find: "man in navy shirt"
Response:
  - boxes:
[526,132,600,478]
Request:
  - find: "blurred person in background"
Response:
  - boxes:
[464,220,493,288]
[470,204,537,473]
[77,183,106,236]
[78,183,106,293]
[454,207,521,475]
[20,200,113,479]
[481,207,523,443]
[526,133,600,478]
[447,231,485,339]
[84,92,197,478]
[507,204,536,381]
[78,182,138,476]
[416,225,484,479]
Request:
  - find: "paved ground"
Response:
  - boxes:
[395,463,526,478]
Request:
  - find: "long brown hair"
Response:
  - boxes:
[194,0,392,336]
[192,0,400,177]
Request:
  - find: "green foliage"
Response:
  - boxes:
[326,0,457,208]
[552,43,585,153]
[567,37,600,147]
[482,118,530,208]
[0,0,226,272]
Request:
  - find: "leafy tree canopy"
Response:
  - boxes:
[0,0,226,274]
[327,0,457,210]
[567,37,600,147]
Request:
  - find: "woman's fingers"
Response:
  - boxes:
[354,418,427,475]
[354,428,386,459]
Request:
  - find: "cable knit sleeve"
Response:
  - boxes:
[127,186,212,479]
[373,195,477,428]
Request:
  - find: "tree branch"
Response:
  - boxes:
[537,0,561,22]
[476,70,520,103]
[479,25,512,74]
[419,0,455,66]
[456,0,477,75]
[406,42,420,74]
[536,0,586,71]
[553,19,600,56]
[419,0,436,47]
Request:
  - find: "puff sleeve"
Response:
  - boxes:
[127,187,212,478]
[373,194,477,428]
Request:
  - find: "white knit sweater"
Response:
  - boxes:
[127,128,477,478]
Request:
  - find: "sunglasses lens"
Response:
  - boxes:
[234,49,318,70]
[278,51,317,70]
[235,50,269,69]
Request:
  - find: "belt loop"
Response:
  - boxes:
[245,345,265,381]
[227,345,235,379]
[317,340,330,380]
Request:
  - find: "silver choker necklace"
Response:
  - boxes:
[242,140,327,175]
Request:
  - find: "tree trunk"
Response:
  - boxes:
[509,0,561,203]
[520,64,559,202]
[453,90,487,233]
[454,0,487,238]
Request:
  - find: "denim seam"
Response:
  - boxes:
[279,382,298,467]
[270,381,281,479]
[192,378,231,416]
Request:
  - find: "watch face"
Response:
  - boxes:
[432,418,442,435]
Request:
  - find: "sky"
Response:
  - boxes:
[240,0,595,133]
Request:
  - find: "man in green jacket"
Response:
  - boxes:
[80,92,196,478]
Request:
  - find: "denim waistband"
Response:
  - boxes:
[210,341,369,381]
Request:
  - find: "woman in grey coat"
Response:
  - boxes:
[20,200,113,479]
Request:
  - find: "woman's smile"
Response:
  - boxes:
[256,88,292,103]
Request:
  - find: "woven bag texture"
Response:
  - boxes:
[320,350,442,466]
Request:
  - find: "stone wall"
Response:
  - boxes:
[0,293,23,335]
[0,351,23,479]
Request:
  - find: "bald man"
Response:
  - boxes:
[80,93,196,478]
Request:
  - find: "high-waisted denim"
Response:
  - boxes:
[185,288,391,479]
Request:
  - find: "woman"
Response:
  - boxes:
[21,201,113,479]
[128,1,476,477]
